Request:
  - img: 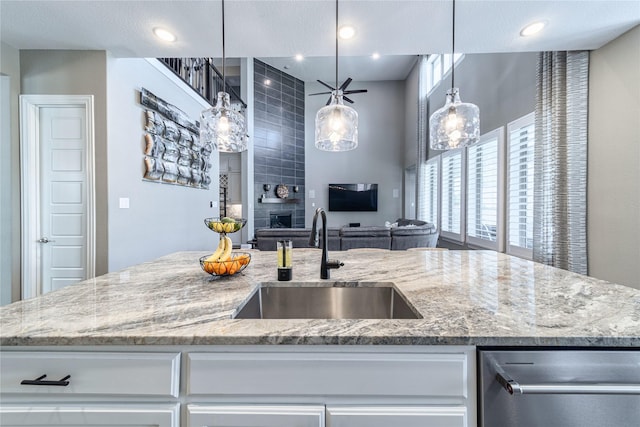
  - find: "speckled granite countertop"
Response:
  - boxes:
[1,249,638,347]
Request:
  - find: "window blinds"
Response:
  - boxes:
[422,158,439,226]
[441,150,463,237]
[507,118,535,253]
[467,136,499,243]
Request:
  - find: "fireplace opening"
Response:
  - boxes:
[270,212,292,228]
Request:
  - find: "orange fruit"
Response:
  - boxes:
[237,254,250,266]
[212,262,227,275]
[226,261,239,275]
[203,261,214,274]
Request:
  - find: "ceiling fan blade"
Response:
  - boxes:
[343,96,355,104]
[309,91,332,96]
[317,80,336,91]
[339,77,353,91]
[344,89,368,94]
[325,96,332,106]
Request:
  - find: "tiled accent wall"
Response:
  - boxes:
[253,59,306,230]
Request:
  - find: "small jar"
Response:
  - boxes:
[277,240,292,281]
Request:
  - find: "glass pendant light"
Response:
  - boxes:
[314,0,358,151]
[200,0,247,153]
[429,0,479,150]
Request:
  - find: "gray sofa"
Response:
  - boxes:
[255,219,438,251]
[390,219,438,250]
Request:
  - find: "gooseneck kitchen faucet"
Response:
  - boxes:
[309,207,343,279]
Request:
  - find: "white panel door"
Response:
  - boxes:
[0,404,179,426]
[326,405,467,427]
[39,106,88,294]
[187,404,325,427]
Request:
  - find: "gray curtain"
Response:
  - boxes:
[533,51,589,274]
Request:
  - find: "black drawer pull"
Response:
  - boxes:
[21,374,71,386]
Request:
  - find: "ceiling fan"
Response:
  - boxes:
[309,77,368,106]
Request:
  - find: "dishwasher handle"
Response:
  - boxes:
[494,365,640,396]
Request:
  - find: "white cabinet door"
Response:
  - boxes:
[187,404,325,427]
[0,404,179,426]
[326,406,467,427]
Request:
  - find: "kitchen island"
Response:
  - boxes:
[1,249,638,347]
[1,249,638,427]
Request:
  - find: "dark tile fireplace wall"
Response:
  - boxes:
[253,59,306,231]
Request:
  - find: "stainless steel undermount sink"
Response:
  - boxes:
[233,282,422,319]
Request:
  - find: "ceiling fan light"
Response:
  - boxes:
[315,92,358,151]
[429,88,479,150]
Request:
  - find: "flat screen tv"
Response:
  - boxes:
[329,184,378,212]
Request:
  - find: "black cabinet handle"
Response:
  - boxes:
[21,374,71,386]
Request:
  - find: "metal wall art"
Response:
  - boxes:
[140,88,213,189]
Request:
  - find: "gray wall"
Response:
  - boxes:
[426,52,537,160]
[20,50,110,276]
[404,58,420,169]
[253,59,306,231]
[588,25,640,289]
[304,80,405,228]
[106,57,220,271]
[0,42,21,304]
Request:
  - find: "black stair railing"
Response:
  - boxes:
[158,57,247,109]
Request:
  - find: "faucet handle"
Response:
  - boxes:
[326,259,344,270]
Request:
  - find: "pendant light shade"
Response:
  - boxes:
[200,0,247,153]
[315,91,358,151]
[429,0,479,150]
[201,92,247,152]
[314,0,358,152]
[429,88,479,150]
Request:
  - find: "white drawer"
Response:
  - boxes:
[187,351,469,399]
[326,405,467,427]
[0,351,180,397]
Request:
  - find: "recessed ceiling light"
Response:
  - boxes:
[153,27,177,43]
[295,54,304,62]
[264,79,271,86]
[520,21,546,37]
[338,25,356,40]
[371,52,380,60]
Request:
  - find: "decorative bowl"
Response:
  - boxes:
[204,217,247,234]
[199,252,251,278]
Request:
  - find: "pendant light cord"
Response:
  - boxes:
[335,0,339,90]
[222,0,226,90]
[451,0,455,90]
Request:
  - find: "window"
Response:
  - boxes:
[466,128,504,250]
[440,148,465,242]
[421,112,533,257]
[426,53,465,95]
[420,157,439,226]
[506,113,535,259]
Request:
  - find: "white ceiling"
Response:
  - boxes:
[2,0,639,82]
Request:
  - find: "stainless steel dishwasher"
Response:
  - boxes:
[479,349,640,427]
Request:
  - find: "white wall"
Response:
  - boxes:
[588,25,640,289]
[20,50,110,276]
[106,58,220,271]
[304,80,405,228]
[0,41,21,304]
